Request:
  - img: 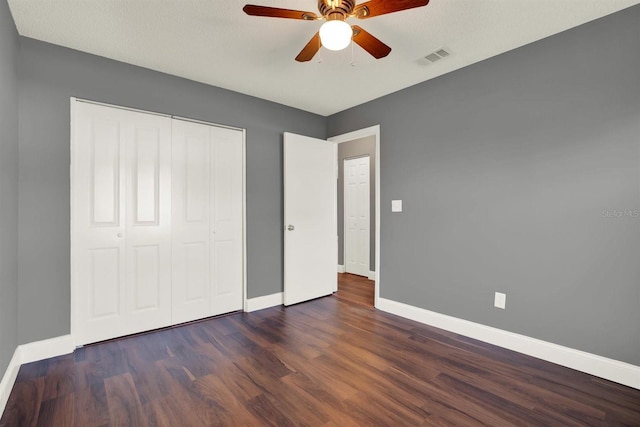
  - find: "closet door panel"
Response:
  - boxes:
[89,247,121,318]
[72,104,127,345]
[171,120,212,324]
[131,245,161,309]
[133,129,160,224]
[210,126,243,315]
[125,114,173,333]
[91,121,121,225]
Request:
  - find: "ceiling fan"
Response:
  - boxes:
[243,0,430,62]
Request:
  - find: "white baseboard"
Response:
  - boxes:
[245,292,283,312]
[376,298,640,390]
[338,266,375,280]
[0,348,21,417]
[0,334,75,416]
[19,335,75,365]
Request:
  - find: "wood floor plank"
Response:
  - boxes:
[73,383,109,427]
[334,273,375,306]
[41,356,75,401]
[35,394,73,427]
[0,377,44,427]
[143,394,210,427]
[434,372,578,426]
[280,372,362,426]
[2,274,639,426]
[104,373,146,426]
[244,393,297,427]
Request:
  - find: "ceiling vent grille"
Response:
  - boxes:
[418,48,452,65]
[425,53,442,62]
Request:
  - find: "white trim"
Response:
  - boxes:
[73,98,243,131]
[0,335,75,416]
[333,142,338,293]
[337,264,345,273]
[368,271,376,281]
[245,292,284,312]
[19,335,76,365]
[329,125,381,306]
[172,115,244,132]
[74,97,171,118]
[377,298,640,390]
[242,128,248,313]
[70,98,78,342]
[0,348,21,416]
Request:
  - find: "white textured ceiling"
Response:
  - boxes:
[8,0,640,116]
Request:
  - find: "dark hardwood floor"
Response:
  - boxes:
[2,274,640,426]
[335,273,374,307]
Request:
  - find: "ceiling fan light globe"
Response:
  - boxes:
[319,20,352,51]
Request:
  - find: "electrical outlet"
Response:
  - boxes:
[494,292,506,309]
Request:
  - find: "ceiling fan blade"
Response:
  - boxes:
[353,0,429,19]
[352,26,391,59]
[243,5,318,20]
[295,32,322,62]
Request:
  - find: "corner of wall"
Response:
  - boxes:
[0,0,21,396]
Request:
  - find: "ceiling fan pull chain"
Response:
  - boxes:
[350,39,356,66]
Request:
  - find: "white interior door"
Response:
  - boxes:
[284,132,337,306]
[72,101,172,345]
[171,120,212,323]
[172,120,243,323]
[344,156,370,276]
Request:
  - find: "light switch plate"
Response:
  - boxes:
[494,292,506,309]
[392,200,403,212]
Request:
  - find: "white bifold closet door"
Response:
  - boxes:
[171,120,243,324]
[72,102,173,345]
[72,101,244,346]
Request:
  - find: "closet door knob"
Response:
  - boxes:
[287,225,295,231]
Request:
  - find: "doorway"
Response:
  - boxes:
[329,125,380,307]
[343,153,371,277]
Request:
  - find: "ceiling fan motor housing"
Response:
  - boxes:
[318,0,357,19]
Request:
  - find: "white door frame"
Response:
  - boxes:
[70,97,248,344]
[329,125,381,307]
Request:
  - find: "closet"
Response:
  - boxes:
[71,100,244,345]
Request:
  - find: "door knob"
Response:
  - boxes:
[287,225,295,231]
[117,232,123,238]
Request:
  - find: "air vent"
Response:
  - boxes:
[417,47,452,66]
[425,53,441,63]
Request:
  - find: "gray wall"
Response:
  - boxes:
[337,136,376,271]
[328,5,640,365]
[17,38,326,344]
[0,0,19,376]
